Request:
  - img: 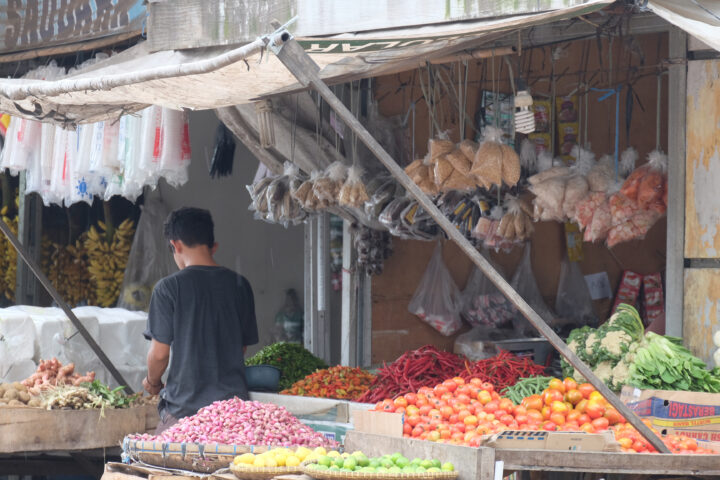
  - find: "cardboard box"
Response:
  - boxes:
[352,409,403,437]
[481,430,621,452]
[621,386,720,443]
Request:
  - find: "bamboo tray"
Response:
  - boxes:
[229,463,302,479]
[303,466,459,480]
[123,438,273,474]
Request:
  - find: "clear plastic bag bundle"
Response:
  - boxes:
[408,243,463,336]
[338,165,369,208]
[120,114,144,202]
[460,257,516,328]
[69,124,95,205]
[509,245,556,337]
[137,106,164,188]
[159,108,192,188]
[118,193,177,311]
[555,256,597,326]
[313,161,347,205]
[0,118,42,173]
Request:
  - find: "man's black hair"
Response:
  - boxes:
[164,207,215,249]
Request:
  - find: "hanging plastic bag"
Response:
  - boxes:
[555,256,597,327]
[138,106,163,188]
[509,245,556,337]
[313,161,347,205]
[561,146,594,219]
[159,108,192,187]
[118,193,177,311]
[69,124,94,205]
[101,120,122,171]
[120,114,144,201]
[460,255,517,328]
[0,117,42,173]
[408,243,463,336]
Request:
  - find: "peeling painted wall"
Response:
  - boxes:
[685,60,720,258]
[684,269,720,367]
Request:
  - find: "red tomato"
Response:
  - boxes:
[469,378,483,387]
[411,425,425,437]
[434,384,449,396]
[381,399,395,412]
[464,415,478,426]
[484,400,499,413]
[481,382,495,393]
[513,405,528,416]
[498,398,514,413]
[632,440,647,453]
[565,389,583,405]
[577,383,595,399]
[406,414,421,427]
[457,385,473,398]
[449,414,459,424]
[523,394,544,411]
[418,405,432,416]
[403,392,418,405]
[580,422,596,434]
[499,414,515,426]
[451,376,466,386]
[456,393,472,405]
[395,407,406,415]
[403,422,413,435]
[526,409,544,423]
[439,405,454,419]
[458,410,472,422]
[550,412,566,426]
[566,410,581,423]
[548,378,566,394]
[394,396,408,409]
[603,408,623,425]
[543,389,564,406]
[591,417,610,431]
[477,390,492,405]
[542,421,557,431]
[443,380,458,393]
[563,378,578,392]
[551,400,569,414]
[541,406,552,420]
[515,414,528,425]
[585,400,605,420]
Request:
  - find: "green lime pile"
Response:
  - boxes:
[306,451,455,474]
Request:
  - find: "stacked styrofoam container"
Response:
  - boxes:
[0,309,37,382]
[0,306,149,392]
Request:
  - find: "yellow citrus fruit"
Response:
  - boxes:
[285,455,301,467]
[236,453,255,465]
[253,457,266,468]
[264,457,278,468]
[314,447,327,456]
[327,451,341,458]
[274,454,287,467]
[294,447,311,461]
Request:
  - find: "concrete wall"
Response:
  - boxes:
[158,110,305,356]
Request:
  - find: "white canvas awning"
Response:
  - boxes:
[0,1,612,126]
[646,0,720,52]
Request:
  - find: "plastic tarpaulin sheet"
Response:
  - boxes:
[0,1,612,126]
[647,0,720,52]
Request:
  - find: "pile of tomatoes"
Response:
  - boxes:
[373,376,714,454]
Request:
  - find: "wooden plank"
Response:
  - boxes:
[684,59,720,259]
[665,27,687,338]
[270,31,671,454]
[0,407,145,453]
[494,449,720,475]
[683,269,720,365]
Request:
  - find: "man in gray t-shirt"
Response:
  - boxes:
[143,207,259,433]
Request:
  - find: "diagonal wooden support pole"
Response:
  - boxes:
[264,27,670,454]
[0,217,132,392]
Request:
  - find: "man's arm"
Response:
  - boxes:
[144,339,170,395]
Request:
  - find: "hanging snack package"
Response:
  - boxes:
[471,126,505,188]
[446,148,472,176]
[313,161,347,205]
[69,124,95,205]
[460,255,516,328]
[408,243,463,336]
[637,150,668,212]
[458,139,479,164]
[364,179,398,218]
[138,106,164,188]
[120,114,144,202]
[509,245,556,337]
[497,194,534,243]
[37,122,56,205]
[530,175,567,222]
[607,209,662,248]
[584,199,612,243]
[609,191,639,227]
[555,255,597,326]
[291,170,317,210]
[573,192,606,231]
[561,146,594,219]
[338,165,370,208]
[433,153,454,188]
[101,120,122,171]
[1,117,41,173]
[428,137,455,160]
[587,154,614,193]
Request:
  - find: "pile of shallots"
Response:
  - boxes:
[132,398,338,448]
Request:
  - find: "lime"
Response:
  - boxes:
[431,459,442,469]
[428,467,441,473]
[315,465,329,471]
[402,466,416,474]
[369,459,381,469]
[328,466,341,472]
[411,458,423,466]
[381,458,394,469]
[318,456,332,467]
[333,458,344,469]
[394,457,410,469]
[389,466,402,474]
[416,466,427,473]
[344,458,358,471]
[390,453,402,462]
[362,467,377,473]
[441,463,455,472]
[377,467,389,473]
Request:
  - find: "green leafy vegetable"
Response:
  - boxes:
[82,380,139,408]
[246,342,328,390]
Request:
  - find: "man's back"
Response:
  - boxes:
[147,265,258,418]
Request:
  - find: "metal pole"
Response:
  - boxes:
[265,29,670,454]
[0,217,132,392]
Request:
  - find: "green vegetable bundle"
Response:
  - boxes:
[630,333,720,393]
[501,376,553,404]
[563,304,720,393]
[246,342,328,390]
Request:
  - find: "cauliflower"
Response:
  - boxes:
[610,359,632,391]
[592,323,633,364]
[592,361,615,384]
[584,332,600,363]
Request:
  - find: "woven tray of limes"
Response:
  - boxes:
[230,446,328,479]
[303,451,458,480]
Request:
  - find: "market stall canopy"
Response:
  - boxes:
[0,1,612,126]
[645,0,720,52]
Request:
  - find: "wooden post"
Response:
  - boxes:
[341,220,359,366]
[665,27,687,338]
[266,29,670,453]
[16,172,42,305]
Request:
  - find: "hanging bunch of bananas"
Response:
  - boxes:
[2,209,18,302]
[85,219,135,307]
[42,234,97,307]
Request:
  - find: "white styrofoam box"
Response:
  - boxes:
[0,359,37,383]
[75,307,149,368]
[0,311,37,377]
